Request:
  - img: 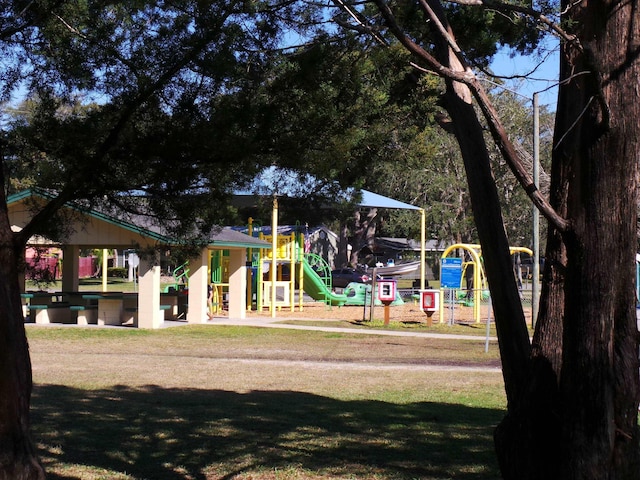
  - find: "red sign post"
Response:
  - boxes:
[420,289,439,326]
[377,279,396,325]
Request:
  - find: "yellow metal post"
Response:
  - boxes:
[299,233,304,312]
[102,249,108,292]
[473,256,481,323]
[271,197,278,318]
[289,236,295,311]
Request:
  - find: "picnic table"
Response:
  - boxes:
[82,293,124,326]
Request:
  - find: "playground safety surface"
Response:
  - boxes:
[230,301,487,325]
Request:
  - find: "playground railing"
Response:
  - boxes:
[402,286,534,326]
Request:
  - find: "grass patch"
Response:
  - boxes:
[27,325,501,368]
[28,325,505,479]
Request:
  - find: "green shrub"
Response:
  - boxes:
[107,267,127,278]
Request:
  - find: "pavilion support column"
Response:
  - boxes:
[138,257,161,329]
[228,249,247,319]
[187,248,209,324]
[62,245,80,292]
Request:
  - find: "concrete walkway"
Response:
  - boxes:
[202,315,498,342]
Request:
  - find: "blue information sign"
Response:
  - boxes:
[440,257,463,288]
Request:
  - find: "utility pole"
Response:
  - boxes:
[532,92,540,327]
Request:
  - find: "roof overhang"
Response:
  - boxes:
[8,189,271,250]
[358,190,421,211]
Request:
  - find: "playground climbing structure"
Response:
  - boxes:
[257,231,301,311]
[210,250,230,314]
[163,261,190,293]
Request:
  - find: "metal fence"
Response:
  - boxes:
[400,286,534,326]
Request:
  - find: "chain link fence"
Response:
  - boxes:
[404,286,534,326]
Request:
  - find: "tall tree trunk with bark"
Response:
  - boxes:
[493,0,640,476]
[351,208,378,267]
[0,182,45,479]
[439,66,549,480]
[537,0,640,475]
[423,0,640,476]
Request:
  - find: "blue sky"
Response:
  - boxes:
[488,39,560,110]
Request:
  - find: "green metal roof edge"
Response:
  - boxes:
[7,189,41,204]
[7,189,272,249]
[210,241,271,249]
[8,189,176,244]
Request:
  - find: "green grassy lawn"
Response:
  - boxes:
[28,325,506,480]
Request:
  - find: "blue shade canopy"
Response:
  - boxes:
[358,190,421,210]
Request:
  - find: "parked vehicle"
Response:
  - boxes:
[331,267,381,288]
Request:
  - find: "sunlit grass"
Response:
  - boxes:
[28,325,506,479]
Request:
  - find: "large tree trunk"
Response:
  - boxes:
[350,208,378,267]
[0,186,45,479]
[541,0,640,475]
[496,0,640,477]
[442,87,552,479]
[427,0,640,476]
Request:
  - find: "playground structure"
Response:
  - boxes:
[163,261,190,293]
[203,219,351,314]
[251,231,406,310]
[161,236,534,324]
[207,214,417,312]
[439,243,534,323]
[256,228,302,311]
[253,223,350,309]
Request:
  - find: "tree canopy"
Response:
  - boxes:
[1,0,638,479]
[2,1,326,241]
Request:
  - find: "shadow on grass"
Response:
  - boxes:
[32,385,503,480]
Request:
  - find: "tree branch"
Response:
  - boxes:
[468,77,570,231]
[416,0,469,69]
[372,0,475,83]
[443,0,579,48]
[371,0,570,232]
[331,0,388,45]
[53,13,86,39]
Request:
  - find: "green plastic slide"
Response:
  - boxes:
[301,259,347,306]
